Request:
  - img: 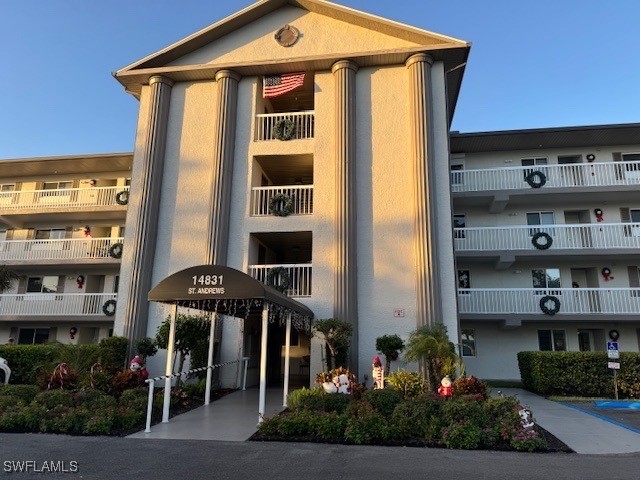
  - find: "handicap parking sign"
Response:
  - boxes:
[607,341,619,351]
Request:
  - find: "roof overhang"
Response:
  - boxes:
[0,152,133,179]
[450,123,640,154]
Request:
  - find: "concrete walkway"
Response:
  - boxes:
[499,388,640,454]
[128,388,284,441]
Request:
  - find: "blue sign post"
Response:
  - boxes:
[606,341,620,400]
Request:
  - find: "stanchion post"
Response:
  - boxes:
[162,303,178,423]
[205,313,217,406]
[145,379,155,433]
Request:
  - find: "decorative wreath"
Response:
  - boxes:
[586,154,596,162]
[601,267,611,276]
[115,190,129,206]
[266,267,291,293]
[525,170,547,188]
[609,329,620,341]
[594,208,603,216]
[269,193,294,217]
[531,232,553,250]
[109,242,123,259]
[273,118,296,141]
[69,327,78,340]
[102,299,117,316]
[539,295,561,316]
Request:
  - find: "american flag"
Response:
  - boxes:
[263,72,305,99]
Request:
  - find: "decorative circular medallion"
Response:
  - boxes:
[274,25,300,47]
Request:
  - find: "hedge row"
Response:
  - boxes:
[0,337,128,384]
[518,351,640,398]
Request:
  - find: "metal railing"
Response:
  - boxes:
[457,288,640,315]
[247,264,312,297]
[250,185,314,216]
[0,293,117,316]
[451,161,640,192]
[255,111,315,141]
[455,223,640,251]
[0,237,124,262]
[0,186,129,211]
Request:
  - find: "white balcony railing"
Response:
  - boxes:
[0,237,124,262]
[457,288,640,315]
[0,186,129,211]
[250,185,314,216]
[255,111,315,141]
[0,293,117,317]
[247,264,312,297]
[451,161,640,193]
[455,223,640,252]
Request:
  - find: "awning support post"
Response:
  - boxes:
[258,302,269,424]
[283,312,292,407]
[205,313,217,406]
[162,302,178,423]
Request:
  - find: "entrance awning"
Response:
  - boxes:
[148,265,314,330]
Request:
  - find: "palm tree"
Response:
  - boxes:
[0,265,20,293]
[405,324,457,391]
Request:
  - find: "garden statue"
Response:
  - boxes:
[129,355,149,380]
[372,355,384,389]
[0,357,10,384]
[437,375,452,398]
[519,406,535,429]
[321,373,351,394]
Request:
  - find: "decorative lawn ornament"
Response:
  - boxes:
[273,118,296,140]
[438,375,452,398]
[115,190,129,205]
[0,357,10,385]
[531,231,553,250]
[268,193,294,217]
[594,208,604,222]
[372,356,384,389]
[109,242,123,259]
[539,295,561,315]
[519,406,535,428]
[525,170,547,188]
[129,355,149,380]
[601,267,613,281]
[48,363,70,390]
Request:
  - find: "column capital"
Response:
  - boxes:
[405,53,434,69]
[148,75,175,88]
[331,60,359,74]
[215,69,241,82]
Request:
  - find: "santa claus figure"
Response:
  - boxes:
[438,375,452,398]
[372,356,384,389]
[129,356,149,380]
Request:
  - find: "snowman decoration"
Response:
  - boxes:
[321,373,350,394]
[129,355,149,380]
[438,375,453,398]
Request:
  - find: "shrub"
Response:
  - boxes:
[344,401,389,444]
[364,389,402,417]
[258,415,283,436]
[375,334,405,374]
[517,351,639,397]
[442,420,483,449]
[314,318,352,370]
[35,366,78,391]
[617,353,640,399]
[134,337,158,360]
[0,384,40,403]
[288,387,324,411]
[440,397,487,426]
[0,408,27,432]
[510,428,547,452]
[114,406,145,430]
[276,410,319,437]
[41,405,77,434]
[119,388,148,411]
[482,397,522,446]
[20,402,48,431]
[34,389,74,409]
[99,337,129,372]
[320,393,350,414]
[451,376,489,400]
[111,370,146,396]
[387,370,427,399]
[0,345,56,384]
[74,390,117,410]
[83,409,116,435]
[0,395,23,412]
[315,413,348,441]
[390,398,436,440]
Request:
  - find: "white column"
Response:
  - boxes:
[283,313,292,407]
[204,313,217,406]
[162,303,178,423]
[258,302,269,423]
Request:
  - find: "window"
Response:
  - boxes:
[118,226,126,237]
[532,268,561,292]
[450,164,464,185]
[521,157,547,180]
[526,211,555,235]
[453,214,466,239]
[125,178,132,187]
[461,329,476,357]
[114,276,120,294]
[18,328,50,344]
[458,270,471,291]
[26,276,59,294]
[282,329,300,347]
[0,184,15,192]
[35,229,66,240]
[538,329,566,351]
[43,181,73,190]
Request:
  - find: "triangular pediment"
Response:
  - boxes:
[117,0,468,73]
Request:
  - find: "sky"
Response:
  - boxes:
[1,0,638,159]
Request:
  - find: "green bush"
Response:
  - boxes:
[364,389,402,417]
[20,402,48,431]
[287,387,323,411]
[314,412,348,441]
[0,408,27,432]
[34,390,74,409]
[386,370,427,399]
[99,337,129,372]
[276,410,319,437]
[119,388,148,411]
[0,345,56,384]
[518,351,640,397]
[74,390,117,410]
[451,376,489,400]
[258,415,283,436]
[344,401,389,444]
[510,428,547,452]
[41,405,77,434]
[111,370,145,396]
[0,395,23,412]
[440,397,487,426]
[83,409,116,435]
[390,398,434,440]
[442,420,483,449]
[0,384,40,403]
[114,406,145,430]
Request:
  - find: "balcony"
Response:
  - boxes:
[455,223,640,254]
[0,186,129,214]
[0,293,117,318]
[452,161,640,193]
[0,237,124,264]
[247,264,312,297]
[250,185,313,216]
[458,288,640,318]
[255,111,315,141]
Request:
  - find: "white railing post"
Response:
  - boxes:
[247,263,312,297]
[250,185,314,216]
[0,186,128,212]
[255,111,315,141]
[145,379,155,433]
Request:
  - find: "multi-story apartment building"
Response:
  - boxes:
[451,124,640,380]
[0,153,132,345]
